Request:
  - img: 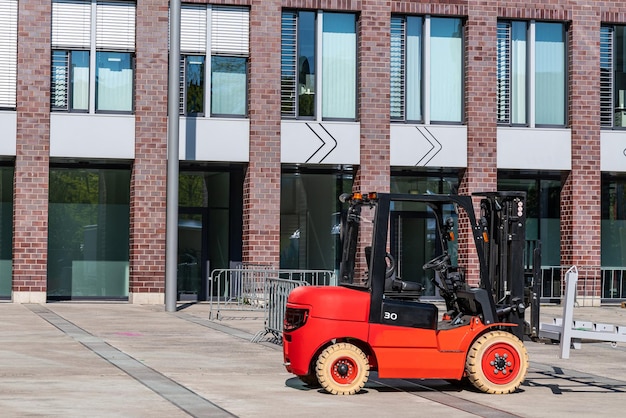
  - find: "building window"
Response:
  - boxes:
[180,55,205,115]
[211,56,247,116]
[0,166,13,299]
[179,5,249,117]
[281,11,357,120]
[47,167,130,300]
[52,50,90,111]
[601,25,626,128]
[497,20,566,127]
[280,169,353,271]
[390,173,460,296]
[51,0,136,114]
[391,16,463,124]
[601,175,626,299]
[0,0,17,109]
[96,51,133,112]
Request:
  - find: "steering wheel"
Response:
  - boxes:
[422,253,450,271]
[385,252,396,278]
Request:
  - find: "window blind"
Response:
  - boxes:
[52,0,91,48]
[211,6,249,56]
[0,0,17,108]
[600,26,614,128]
[96,1,136,50]
[181,5,207,53]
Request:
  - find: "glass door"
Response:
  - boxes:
[178,209,208,301]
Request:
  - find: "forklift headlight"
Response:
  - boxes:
[284,308,309,332]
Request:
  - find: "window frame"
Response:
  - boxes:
[51,49,91,113]
[281,9,358,122]
[50,0,136,114]
[178,4,250,118]
[390,15,465,125]
[94,50,135,114]
[210,54,248,118]
[600,24,626,130]
[497,19,568,128]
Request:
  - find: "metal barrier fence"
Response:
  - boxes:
[538,265,626,304]
[208,268,335,320]
[251,278,309,343]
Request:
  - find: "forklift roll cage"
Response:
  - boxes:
[338,191,537,340]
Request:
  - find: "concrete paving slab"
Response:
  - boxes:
[1,301,625,417]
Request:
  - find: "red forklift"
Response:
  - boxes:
[282,191,540,395]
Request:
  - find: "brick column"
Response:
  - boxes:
[458,4,498,286]
[12,0,51,303]
[561,8,601,306]
[351,2,391,279]
[129,0,169,304]
[354,1,391,195]
[243,0,282,266]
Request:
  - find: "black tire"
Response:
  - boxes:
[315,342,369,395]
[465,330,528,394]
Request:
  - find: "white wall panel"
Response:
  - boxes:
[50,114,134,158]
[0,111,16,156]
[391,124,466,167]
[497,127,571,170]
[601,131,626,172]
[281,121,360,164]
[179,118,249,162]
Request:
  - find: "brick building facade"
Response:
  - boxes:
[1,0,625,305]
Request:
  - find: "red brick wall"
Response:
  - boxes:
[13,0,51,297]
[130,0,170,296]
[243,0,282,266]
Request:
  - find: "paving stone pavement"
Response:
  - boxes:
[1,301,625,417]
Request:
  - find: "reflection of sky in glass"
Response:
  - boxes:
[186,56,204,86]
[298,11,315,76]
[535,22,564,73]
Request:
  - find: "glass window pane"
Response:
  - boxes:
[511,21,527,124]
[281,11,297,118]
[71,50,89,111]
[298,11,315,117]
[614,26,626,127]
[0,167,13,298]
[406,16,422,121]
[430,17,463,122]
[535,22,565,125]
[48,168,131,299]
[602,176,626,267]
[211,56,246,116]
[96,52,133,112]
[186,55,204,115]
[390,175,460,296]
[51,50,69,110]
[280,171,353,272]
[322,13,356,119]
[498,176,561,267]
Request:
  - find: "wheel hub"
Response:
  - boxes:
[490,353,512,375]
[336,363,349,377]
[331,358,356,383]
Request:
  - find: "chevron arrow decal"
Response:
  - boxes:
[304,123,338,163]
[414,126,443,166]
